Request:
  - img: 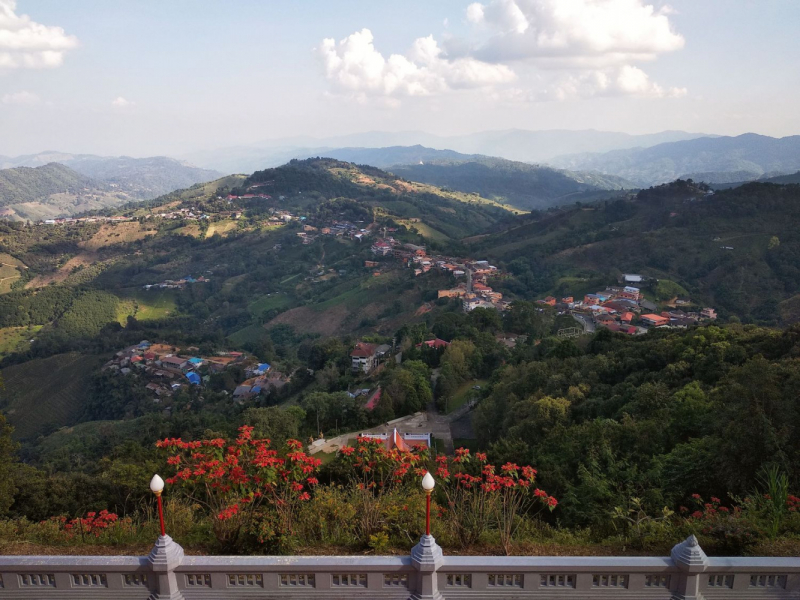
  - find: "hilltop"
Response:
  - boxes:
[551,134,800,186]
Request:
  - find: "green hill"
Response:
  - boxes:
[390,157,634,210]
[470,180,800,324]
[0,163,135,221]
[0,163,104,206]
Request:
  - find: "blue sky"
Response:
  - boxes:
[0,0,798,157]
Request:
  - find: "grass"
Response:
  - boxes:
[116,289,178,323]
[81,222,156,251]
[228,323,270,346]
[446,379,487,414]
[0,326,42,359]
[247,293,291,316]
[396,219,450,242]
[0,352,103,439]
[0,252,26,293]
[222,274,248,293]
[205,220,239,238]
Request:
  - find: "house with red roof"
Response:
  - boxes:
[359,428,431,451]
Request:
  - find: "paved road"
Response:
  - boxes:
[572,313,595,333]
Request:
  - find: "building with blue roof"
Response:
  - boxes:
[185,372,201,385]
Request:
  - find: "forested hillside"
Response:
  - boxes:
[0,163,107,206]
[470,180,800,324]
[391,157,633,210]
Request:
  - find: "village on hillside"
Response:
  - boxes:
[370,237,508,312]
[102,341,289,402]
[538,273,717,335]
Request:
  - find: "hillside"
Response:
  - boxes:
[468,180,800,324]
[1,152,223,201]
[550,134,800,186]
[0,163,134,221]
[389,156,633,210]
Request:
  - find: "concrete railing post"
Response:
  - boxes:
[410,533,444,600]
[148,534,186,600]
[671,534,709,600]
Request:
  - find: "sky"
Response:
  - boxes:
[0,0,798,157]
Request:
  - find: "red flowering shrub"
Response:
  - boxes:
[50,510,121,540]
[684,493,760,554]
[157,426,321,551]
[335,437,429,544]
[435,448,556,553]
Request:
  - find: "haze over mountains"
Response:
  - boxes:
[0,153,222,221]
[551,133,800,186]
[183,129,712,174]
[0,152,222,199]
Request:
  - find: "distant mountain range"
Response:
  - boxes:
[550,134,800,186]
[183,129,712,173]
[0,152,222,199]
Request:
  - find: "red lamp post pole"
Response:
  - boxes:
[425,490,431,536]
[155,491,166,537]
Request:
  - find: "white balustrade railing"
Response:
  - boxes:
[0,534,798,599]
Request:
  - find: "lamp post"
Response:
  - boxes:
[150,474,166,537]
[422,471,435,536]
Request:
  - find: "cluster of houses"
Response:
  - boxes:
[42,215,133,225]
[142,275,210,290]
[369,238,509,313]
[103,342,247,398]
[437,261,508,312]
[299,220,370,245]
[538,274,718,334]
[102,342,288,401]
[232,363,289,401]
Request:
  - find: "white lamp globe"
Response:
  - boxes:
[150,474,165,494]
[421,471,435,491]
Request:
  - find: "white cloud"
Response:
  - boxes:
[1,90,40,104]
[538,65,687,100]
[0,0,78,69]
[111,96,134,107]
[317,28,515,100]
[468,0,684,65]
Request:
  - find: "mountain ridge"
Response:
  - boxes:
[550,133,800,186]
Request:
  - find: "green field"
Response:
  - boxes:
[0,352,103,439]
[228,323,271,346]
[247,293,291,315]
[0,252,26,293]
[117,289,178,323]
[446,379,487,414]
[0,325,42,359]
[397,219,450,242]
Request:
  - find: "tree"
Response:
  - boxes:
[0,413,18,515]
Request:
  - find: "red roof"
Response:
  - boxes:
[416,338,450,350]
[130,355,143,363]
[364,388,381,411]
[620,312,634,322]
[143,352,156,360]
[351,342,378,358]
